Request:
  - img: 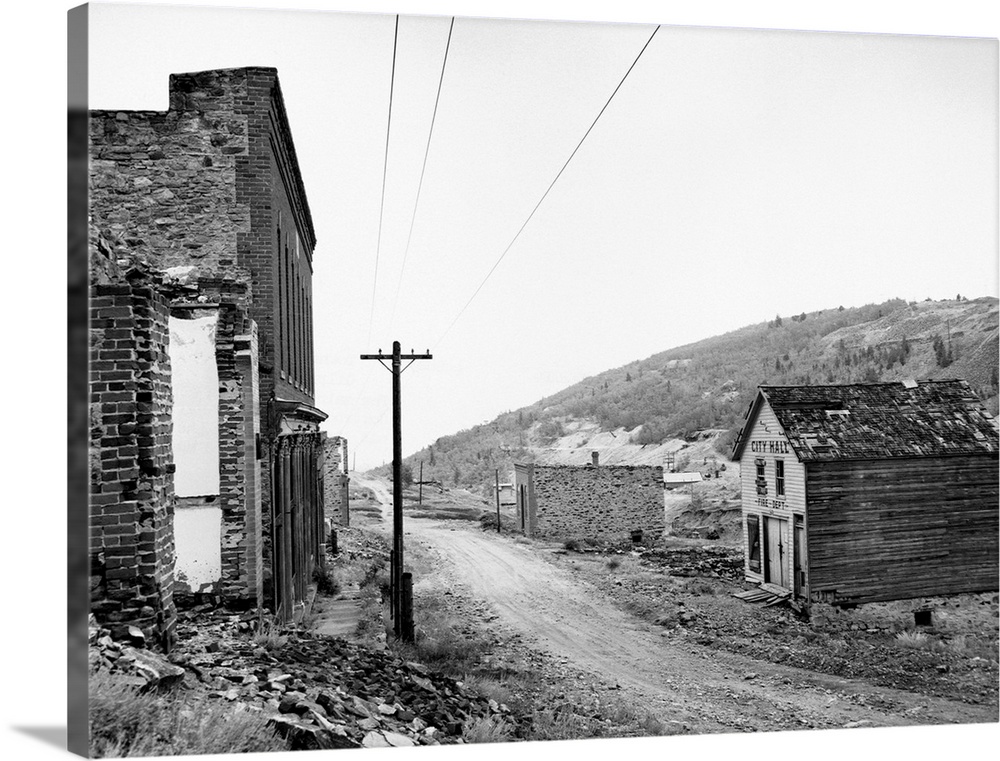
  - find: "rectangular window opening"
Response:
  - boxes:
[746,514,761,573]
[775,459,785,497]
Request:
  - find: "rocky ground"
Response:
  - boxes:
[555,539,999,706]
[88,531,513,751]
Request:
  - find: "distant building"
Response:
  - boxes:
[663,471,703,486]
[732,380,999,607]
[514,452,665,542]
[496,482,515,507]
[88,67,331,642]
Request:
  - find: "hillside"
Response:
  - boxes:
[387,296,998,497]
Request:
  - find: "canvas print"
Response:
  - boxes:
[70,1,999,757]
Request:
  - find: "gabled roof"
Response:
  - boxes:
[732,380,999,462]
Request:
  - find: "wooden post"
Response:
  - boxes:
[419,461,423,507]
[495,468,501,533]
[400,571,414,642]
[280,439,293,621]
[388,549,395,621]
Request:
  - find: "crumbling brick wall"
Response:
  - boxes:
[523,464,665,543]
[89,283,177,649]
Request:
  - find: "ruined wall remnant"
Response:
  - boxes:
[322,435,350,527]
[89,283,177,649]
[516,464,665,542]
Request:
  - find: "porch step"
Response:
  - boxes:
[732,584,792,607]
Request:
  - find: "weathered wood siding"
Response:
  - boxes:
[739,402,806,588]
[806,455,999,604]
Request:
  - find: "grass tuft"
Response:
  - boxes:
[252,616,289,651]
[462,715,516,744]
[89,669,287,757]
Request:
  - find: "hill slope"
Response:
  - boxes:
[389,296,998,497]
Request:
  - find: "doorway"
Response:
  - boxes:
[763,516,788,587]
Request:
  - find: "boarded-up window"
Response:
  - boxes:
[755,457,767,496]
[775,459,785,497]
[169,310,220,497]
[746,514,761,573]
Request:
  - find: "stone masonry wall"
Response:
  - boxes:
[89,73,251,278]
[533,465,665,543]
[90,283,177,649]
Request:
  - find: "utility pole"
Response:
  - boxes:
[495,468,501,533]
[360,341,432,641]
[418,461,423,507]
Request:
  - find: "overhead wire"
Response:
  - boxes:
[366,13,400,346]
[388,16,456,334]
[432,24,662,350]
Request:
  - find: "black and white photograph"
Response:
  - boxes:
[16,1,1000,759]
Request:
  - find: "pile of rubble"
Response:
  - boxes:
[640,545,744,580]
[89,607,508,750]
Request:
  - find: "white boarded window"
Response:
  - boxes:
[169,311,220,497]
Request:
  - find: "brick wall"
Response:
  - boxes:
[90,283,177,649]
[520,464,666,543]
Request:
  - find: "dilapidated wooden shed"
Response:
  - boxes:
[732,380,999,606]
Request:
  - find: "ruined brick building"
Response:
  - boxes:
[88,67,334,646]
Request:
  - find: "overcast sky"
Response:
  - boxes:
[87,1,999,470]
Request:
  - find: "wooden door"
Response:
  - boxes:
[764,516,787,587]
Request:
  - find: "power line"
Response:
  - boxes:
[389,16,456,333]
[367,14,400,346]
[433,24,661,350]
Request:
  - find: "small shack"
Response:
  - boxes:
[496,482,516,507]
[731,380,999,606]
[513,453,665,542]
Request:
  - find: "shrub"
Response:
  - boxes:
[312,565,340,596]
[563,539,581,552]
[606,557,622,571]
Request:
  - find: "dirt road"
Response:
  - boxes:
[406,518,997,734]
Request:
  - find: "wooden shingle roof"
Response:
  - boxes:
[733,380,999,462]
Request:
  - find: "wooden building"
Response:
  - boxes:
[731,380,998,606]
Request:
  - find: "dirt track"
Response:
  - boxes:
[406,518,997,733]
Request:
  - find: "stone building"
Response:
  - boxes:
[88,67,329,642]
[513,453,665,542]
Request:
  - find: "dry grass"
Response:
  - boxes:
[529,709,593,740]
[462,715,517,744]
[252,616,289,651]
[89,669,288,757]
